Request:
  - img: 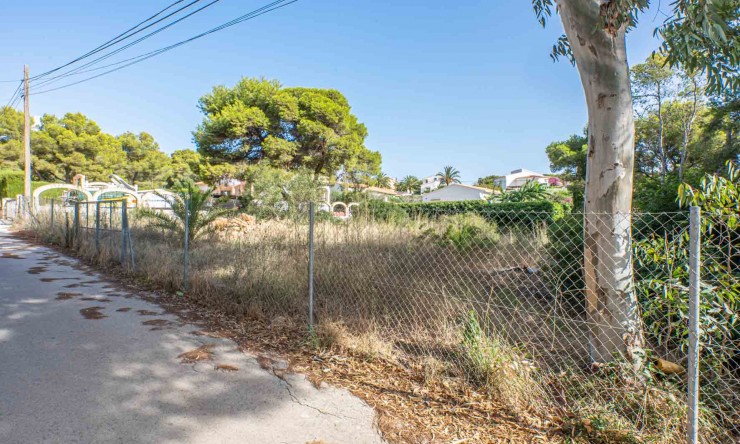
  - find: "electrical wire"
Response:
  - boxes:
[28,0,207,81]
[0,0,198,83]
[32,0,225,88]
[4,81,23,108]
[32,0,297,95]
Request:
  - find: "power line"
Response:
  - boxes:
[32,0,224,88]
[0,0,204,83]
[29,0,207,81]
[32,0,298,95]
[4,81,23,108]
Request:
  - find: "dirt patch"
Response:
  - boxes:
[1,252,23,259]
[55,292,82,301]
[215,364,239,372]
[80,306,107,320]
[177,344,215,364]
[40,277,77,283]
[136,310,159,316]
[116,307,132,312]
[27,266,47,275]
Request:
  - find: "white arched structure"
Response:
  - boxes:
[348,202,360,217]
[332,202,348,214]
[33,184,93,211]
[140,190,176,210]
[91,187,141,204]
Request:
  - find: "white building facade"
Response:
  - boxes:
[421,183,492,202]
[494,169,549,190]
[420,175,443,193]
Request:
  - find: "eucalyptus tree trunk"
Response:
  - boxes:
[557,0,644,366]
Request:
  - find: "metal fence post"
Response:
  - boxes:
[120,201,128,264]
[50,198,54,229]
[64,212,70,247]
[308,201,315,329]
[95,201,101,252]
[183,197,190,291]
[73,202,80,246]
[687,206,701,444]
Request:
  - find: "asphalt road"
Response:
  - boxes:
[0,224,383,444]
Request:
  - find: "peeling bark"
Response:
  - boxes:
[557,0,644,366]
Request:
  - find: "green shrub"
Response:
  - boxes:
[0,170,56,200]
[355,199,408,223]
[423,214,500,251]
[362,200,563,226]
[545,214,583,302]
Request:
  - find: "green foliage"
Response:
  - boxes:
[355,199,408,223]
[371,172,392,189]
[0,170,55,200]
[242,165,321,219]
[423,214,500,251]
[633,176,682,212]
[437,165,461,185]
[118,132,172,188]
[533,0,740,93]
[137,183,232,245]
[0,106,23,171]
[364,200,564,226]
[194,77,380,177]
[170,149,202,185]
[545,132,587,210]
[678,160,740,215]
[495,180,550,203]
[396,175,422,194]
[475,174,503,190]
[545,214,584,308]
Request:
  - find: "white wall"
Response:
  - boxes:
[421,184,490,202]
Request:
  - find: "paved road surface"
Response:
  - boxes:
[0,224,383,444]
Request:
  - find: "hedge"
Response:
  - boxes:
[0,170,56,200]
[363,199,564,226]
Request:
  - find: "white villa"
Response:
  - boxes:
[494,169,561,190]
[421,183,493,202]
[420,175,443,193]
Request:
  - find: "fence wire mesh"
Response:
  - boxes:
[21,201,740,443]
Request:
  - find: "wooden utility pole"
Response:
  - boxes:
[23,65,31,205]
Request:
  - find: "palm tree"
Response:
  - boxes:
[372,172,392,189]
[438,166,461,185]
[138,183,233,245]
[397,175,422,194]
[497,180,550,203]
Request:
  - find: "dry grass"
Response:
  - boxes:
[21,209,731,443]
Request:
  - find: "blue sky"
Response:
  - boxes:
[0,0,664,183]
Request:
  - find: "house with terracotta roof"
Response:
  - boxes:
[421,183,493,202]
[363,186,399,201]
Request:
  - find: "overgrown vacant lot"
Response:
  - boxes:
[27,209,739,443]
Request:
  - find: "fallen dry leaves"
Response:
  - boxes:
[177,344,215,364]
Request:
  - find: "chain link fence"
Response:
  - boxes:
[18,199,739,443]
